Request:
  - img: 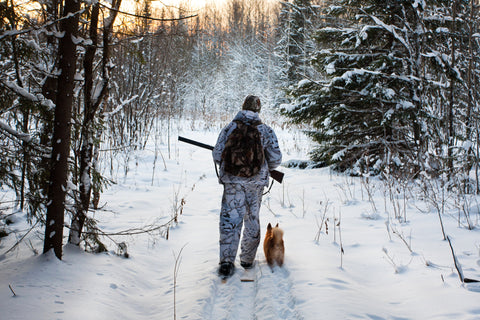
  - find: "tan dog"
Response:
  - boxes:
[263,223,284,268]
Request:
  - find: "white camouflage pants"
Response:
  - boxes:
[219,183,263,265]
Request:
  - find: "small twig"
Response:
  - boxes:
[9,284,16,296]
[361,176,378,213]
[173,244,187,320]
[385,220,392,241]
[301,188,306,218]
[333,209,337,243]
[391,226,413,253]
[382,247,399,273]
[338,209,344,269]
[80,217,176,237]
[264,201,277,217]
[3,219,40,255]
[315,199,330,241]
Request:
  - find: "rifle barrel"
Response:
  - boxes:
[178,136,214,151]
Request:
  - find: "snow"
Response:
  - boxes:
[279,103,296,113]
[74,73,84,81]
[462,141,473,151]
[412,0,425,9]
[334,68,380,85]
[384,108,394,120]
[325,62,336,75]
[1,122,480,319]
[384,88,395,99]
[0,120,32,143]
[436,27,450,34]
[397,100,415,109]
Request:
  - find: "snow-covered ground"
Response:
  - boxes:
[1,121,480,320]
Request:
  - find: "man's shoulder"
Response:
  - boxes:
[221,121,237,133]
[257,123,276,134]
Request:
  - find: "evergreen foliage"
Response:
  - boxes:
[284,0,480,178]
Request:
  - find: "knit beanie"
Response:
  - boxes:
[242,95,261,113]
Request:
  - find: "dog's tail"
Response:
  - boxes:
[272,223,283,238]
[272,227,283,238]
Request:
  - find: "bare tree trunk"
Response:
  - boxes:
[43,0,81,259]
[20,107,29,211]
[68,2,100,246]
[68,0,121,245]
[464,0,475,177]
[447,0,457,174]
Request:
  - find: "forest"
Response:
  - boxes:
[1,0,480,261]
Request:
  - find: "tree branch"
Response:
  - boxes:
[99,3,198,22]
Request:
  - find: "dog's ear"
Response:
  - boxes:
[267,223,272,230]
[275,223,279,228]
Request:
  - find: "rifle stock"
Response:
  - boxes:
[178,136,284,184]
[269,169,284,184]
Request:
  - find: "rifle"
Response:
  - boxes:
[178,136,284,184]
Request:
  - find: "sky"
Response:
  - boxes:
[121,0,214,12]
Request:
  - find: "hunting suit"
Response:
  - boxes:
[213,96,282,269]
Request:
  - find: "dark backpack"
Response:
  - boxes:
[222,120,265,178]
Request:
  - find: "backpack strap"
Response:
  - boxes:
[263,179,275,195]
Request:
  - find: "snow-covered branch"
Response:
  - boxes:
[0,120,31,143]
[101,95,139,118]
[0,8,86,41]
[368,15,409,51]
[0,120,51,156]
[1,80,55,109]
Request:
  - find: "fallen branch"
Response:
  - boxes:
[75,216,176,237]
[2,219,41,255]
[9,284,16,296]
[446,235,479,283]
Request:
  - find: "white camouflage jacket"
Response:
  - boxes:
[213,110,282,187]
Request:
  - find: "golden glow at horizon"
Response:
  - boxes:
[120,0,213,13]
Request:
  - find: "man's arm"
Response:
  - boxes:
[212,123,234,164]
[264,126,282,170]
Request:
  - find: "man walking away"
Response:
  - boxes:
[212,95,282,279]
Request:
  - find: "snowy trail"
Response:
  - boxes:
[255,265,303,320]
[203,262,303,320]
[2,128,480,319]
[204,272,256,320]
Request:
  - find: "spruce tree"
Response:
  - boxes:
[284,0,426,174]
